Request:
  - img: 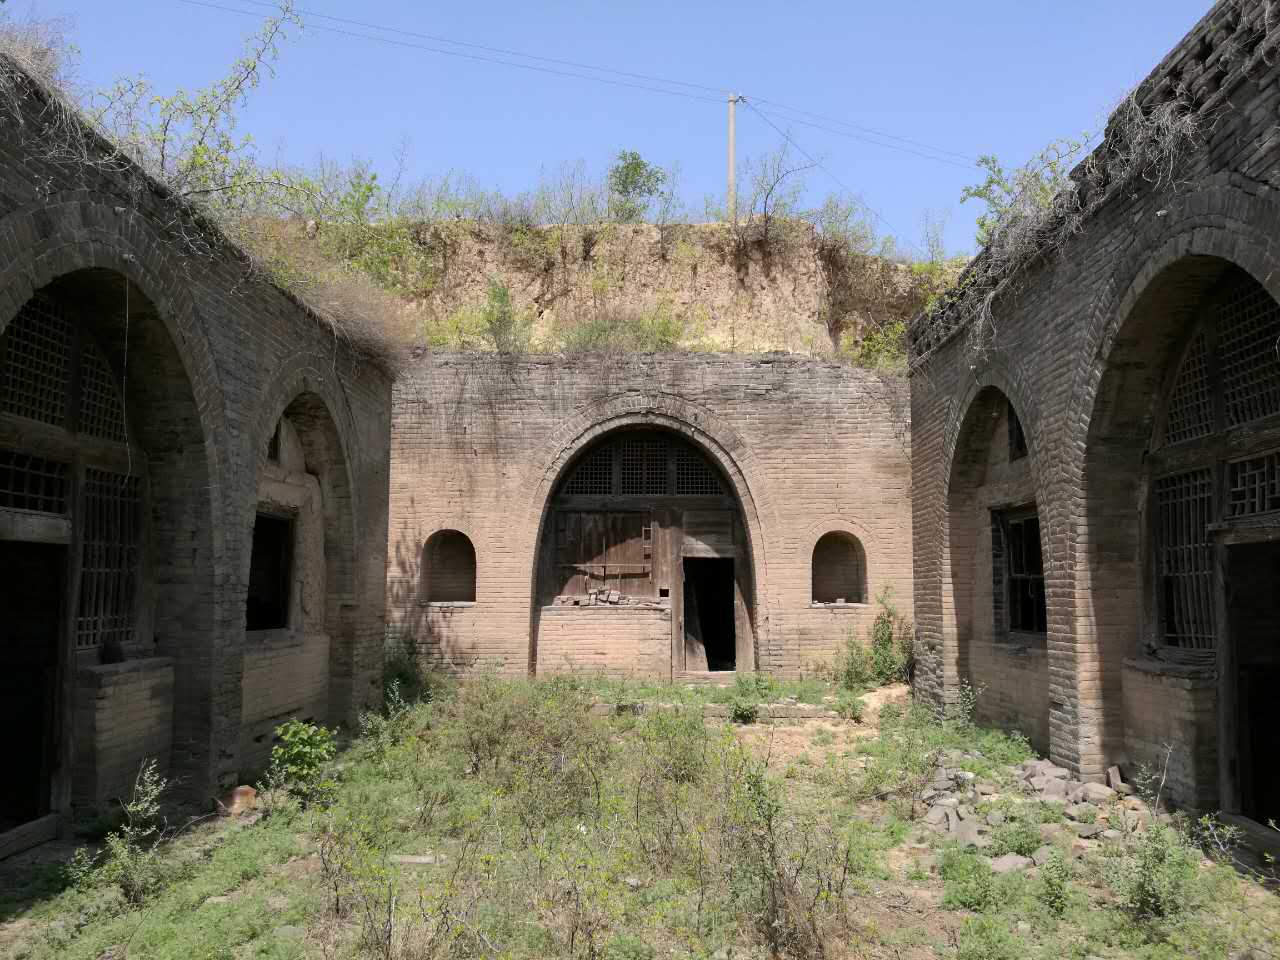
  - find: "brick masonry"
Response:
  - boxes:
[909,1,1280,811]
[386,353,913,678]
[0,63,393,815]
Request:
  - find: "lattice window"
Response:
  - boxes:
[78,342,127,442]
[563,446,613,496]
[1217,278,1280,428]
[674,445,723,495]
[0,295,72,428]
[1156,469,1215,650]
[76,469,141,651]
[1227,450,1280,518]
[0,450,69,513]
[620,437,667,495]
[1164,330,1214,444]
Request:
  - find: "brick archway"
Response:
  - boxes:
[522,394,772,675]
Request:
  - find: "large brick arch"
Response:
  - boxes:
[521,392,774,671]
[1062,177,1280,781]
[246,356,367,724]
[0,196,235,798]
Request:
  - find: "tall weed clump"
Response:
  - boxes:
[829,587,914,691]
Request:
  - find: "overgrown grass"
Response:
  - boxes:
[9,674,1280,960]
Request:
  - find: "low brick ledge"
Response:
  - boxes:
[78,656,176,680]
[590,700,842,720]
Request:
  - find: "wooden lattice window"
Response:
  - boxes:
[78,342,127,442]
[1227,450,1280,518]
[1217,278,1280,428]
[563,446,612,495]
[76,469,141,651]
[1164,330,1214,445]
[0,450,69,514]
[674,446,724,495]
[620,437,669,495]
[1155,469,1215,651]
[1,294,129,442]
[560,433,725,499]
[993,508,1046,636]
[1,295,72,428]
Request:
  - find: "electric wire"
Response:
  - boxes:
[741,98,922,256]
[179,0,725,105]
[187,0,975,170]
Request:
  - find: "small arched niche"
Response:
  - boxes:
[421,530,477,603]
[811,532,867,605]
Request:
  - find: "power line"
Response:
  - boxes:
[752,106,975,171]
[742,98,923,257]
[178,0,724,105]
[188,0,974,170]
[750,96,976,163]
[233,0,730,97]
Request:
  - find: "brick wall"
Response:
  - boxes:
[538,607,671,678]
[387,353,913,679]
[909,0,1280,811]
[73,659,174,809]
[0,63,393,813]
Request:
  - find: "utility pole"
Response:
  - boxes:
[727,94,741,222]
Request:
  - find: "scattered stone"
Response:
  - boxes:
[392,853,445,866]
[624,877,643,890]
[954,820,992,849]
[990,853,1032,874]
[986,811,1007,827]
[957,805,974,821]
[1070,839,1093,860]
[1065,802,1098,822]
[216,785,257,817]
[977,782,997,796]
[1076,782,1117,803]
[1107,765,1124,790]
[1100,829,1124,842]
[1115,782,1136,796]
[933,796,960,809]
[1031,845,1056,866]
[925,806,949,825]
[267,894,289,912]
[1039,823,1062,842]
[1041,779,1071,800]
[1074,823,1105,839]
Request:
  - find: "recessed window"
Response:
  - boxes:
[1008,401,1028,462]
[423,530,476,603]
[246,512,293,630]
[811,532,866,604]
[993,507,1046,636]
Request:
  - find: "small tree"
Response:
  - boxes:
[606,150,667,224]
[960,137,1088,248]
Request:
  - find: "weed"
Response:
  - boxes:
[1037,849,1072,917]
[269,718,337,807]
[1107,824,1200,921]
[990,819,1041,858]
[955,916,1019,960]
[939,848,997,912]
[833,690,865,722]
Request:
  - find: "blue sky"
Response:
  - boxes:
[32,0,1210,255]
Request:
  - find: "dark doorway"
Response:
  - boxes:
[1228,541,1280,825]
[246,512,294,631]
[0,541,64,831]
[683,558,736,672]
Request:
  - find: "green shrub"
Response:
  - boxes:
[955,916,1018,960]
[603,932,656,960]
[1107,824,1200,920]
[1037,848,1072,917]
[990,819,1041,858]
[269,718,337,806]
[939,848,998,912]
[639,709,708,785]
[834,690,865,722]
[480,278,533,353]
[67,759,171,903]
[729,672,773,725]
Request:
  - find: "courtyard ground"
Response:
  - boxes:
[2,675,1279,960]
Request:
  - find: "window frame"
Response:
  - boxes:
[992,505,1047,644]
[245,508,296,633]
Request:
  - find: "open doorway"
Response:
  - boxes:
[0,541,64,832]
[1228,541,1280,826]
[683,558,736,672]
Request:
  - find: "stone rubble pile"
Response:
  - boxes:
[920,753,1154,874]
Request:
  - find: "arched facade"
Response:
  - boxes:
[385,354,914,681]
[0,65,394,857]
[811,532,866,605]
[531,426,757,677]
[910,0,1280,825]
